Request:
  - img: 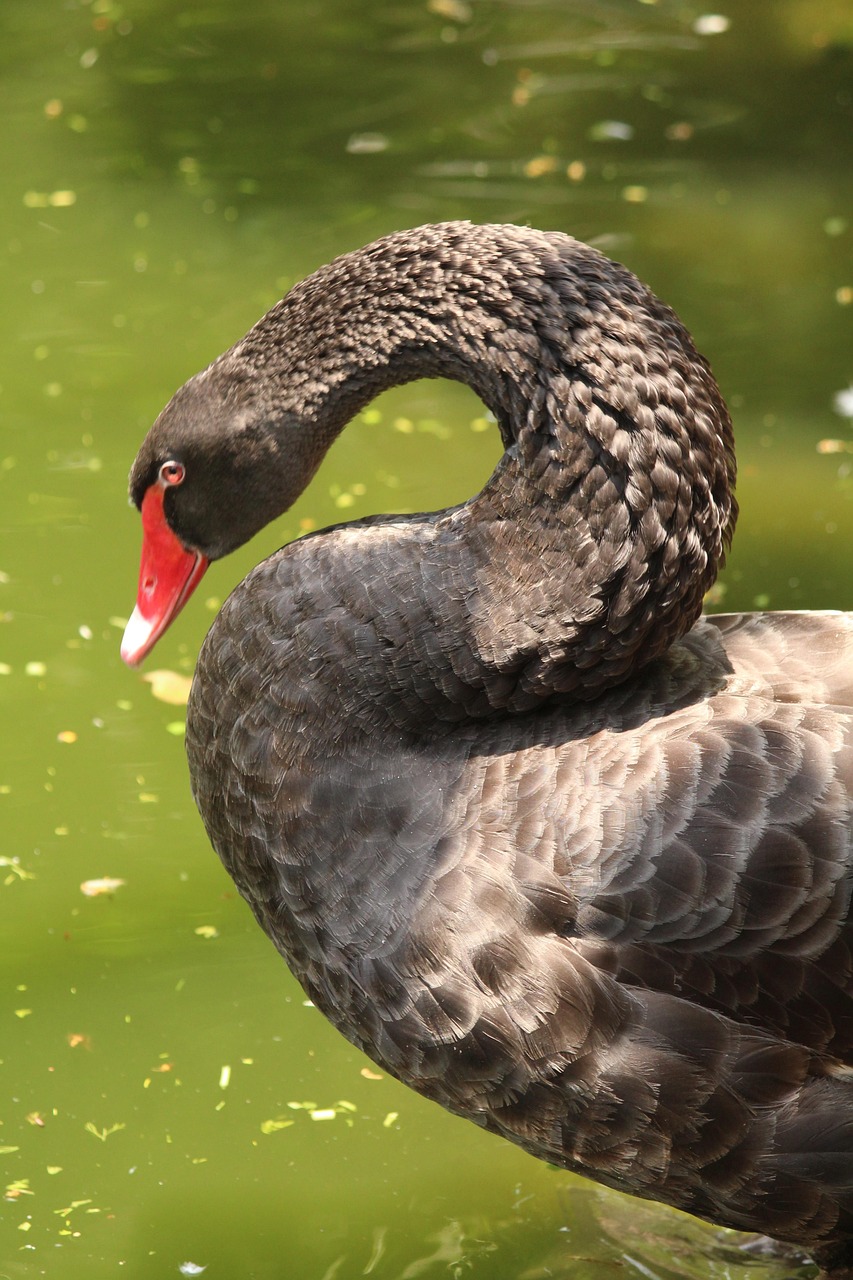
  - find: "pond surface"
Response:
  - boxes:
[2,1,852,1277]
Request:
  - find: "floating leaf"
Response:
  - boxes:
[4,1179,32,1199]
[260,1117,295,1134]
[142,669,193,706]
[84,1122,125,1142]
[1,857,35,884]
[428,0,471,17]
[523,155,557,179]
[54,1198,92,1216]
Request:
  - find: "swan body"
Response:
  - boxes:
[123,223,853,1274]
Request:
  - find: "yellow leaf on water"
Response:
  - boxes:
[260,1117,295,1135]
[523,155,558,179]
[142,669,193,705]
[428,0,471,19]
[5,1179,32,1199]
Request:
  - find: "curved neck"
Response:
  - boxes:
[217,223,737,712]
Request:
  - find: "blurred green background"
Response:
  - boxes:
[1,1,852,1276]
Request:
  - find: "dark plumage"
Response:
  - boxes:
[123,223,853,1277]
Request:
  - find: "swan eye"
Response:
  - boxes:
[159,460,185,487]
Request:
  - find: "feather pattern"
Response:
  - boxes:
[126,224,853,1276]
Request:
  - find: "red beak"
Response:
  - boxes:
[121,485,209,667]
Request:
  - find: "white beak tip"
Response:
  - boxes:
[120,606,157,667]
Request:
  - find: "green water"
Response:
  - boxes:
[1,1,852,1276]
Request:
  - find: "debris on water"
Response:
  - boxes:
[260,1116,295,1134]
[428,0,471,21]
[523,155,558,179]
[1,857,35,884]
[23,189,77,208]
[693,14,730,35]
[345,132,388,154]
[817,439,853,454]
[194,925,219,940]
[4,1179,32,1199]
[832,385,853,419]
[80,877,126,897]
[84,1121,125,1142]
[142,669,193,705]
[589,120,634,142]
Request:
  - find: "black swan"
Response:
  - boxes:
[121,222,853,1276]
